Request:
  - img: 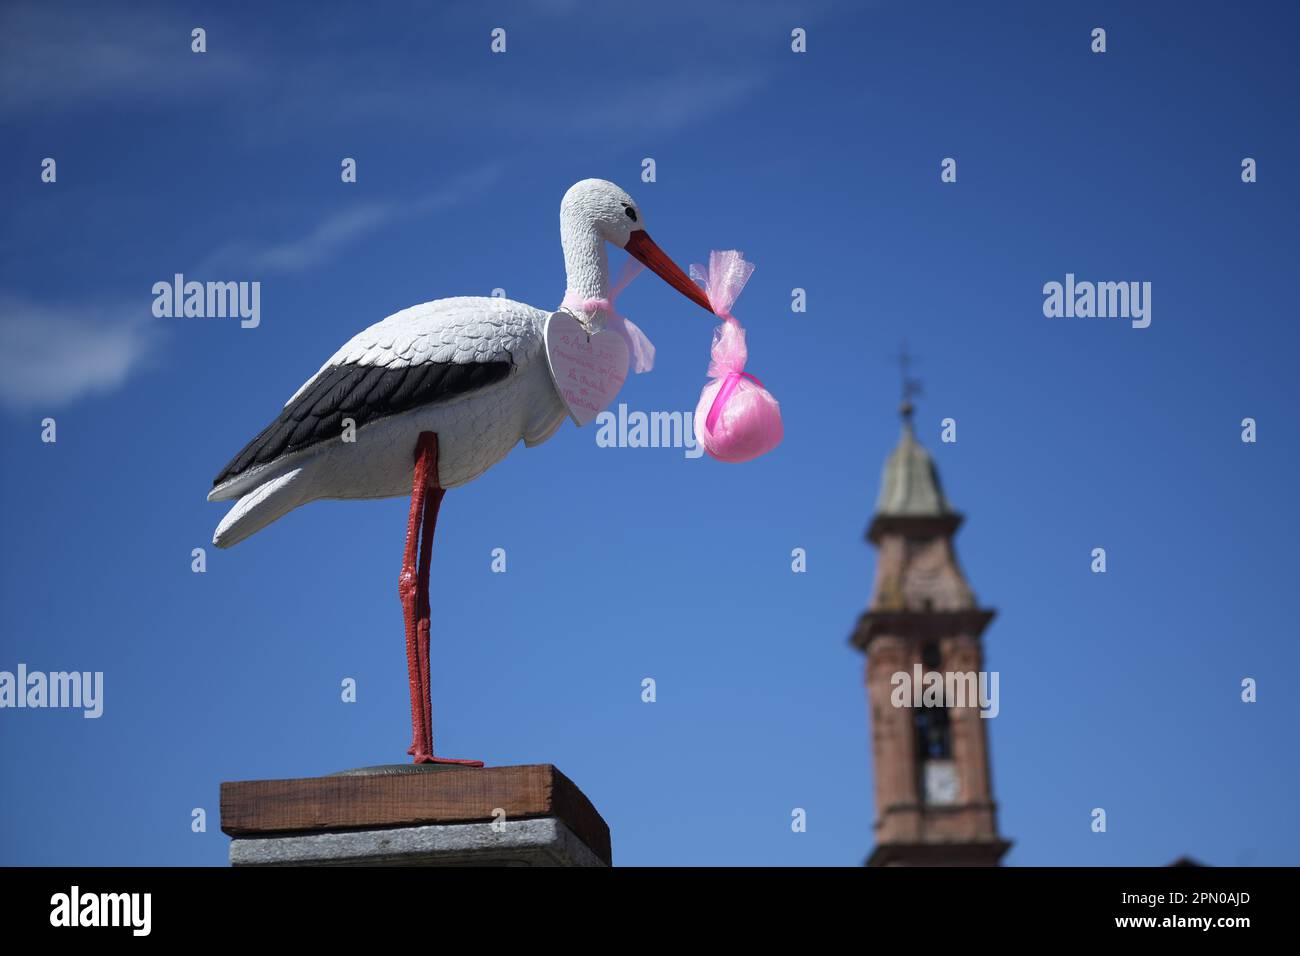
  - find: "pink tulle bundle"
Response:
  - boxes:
[690,250,783,463]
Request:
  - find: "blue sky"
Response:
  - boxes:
[1,0,1297,866]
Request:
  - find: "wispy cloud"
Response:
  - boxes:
[0,164,501,411]
[577,70,765,136]
[0,1,255,116]
[0,296,157,410]
[196,163,506,275]
[1,2,774,143]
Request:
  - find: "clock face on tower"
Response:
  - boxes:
[924,760,960,805]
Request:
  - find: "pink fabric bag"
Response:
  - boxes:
[690,251,783,463]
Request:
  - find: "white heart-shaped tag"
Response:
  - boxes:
[543,311,629,426]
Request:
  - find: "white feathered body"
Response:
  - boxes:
[209,296,569,547]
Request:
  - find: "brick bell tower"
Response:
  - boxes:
[850,388,1011,866]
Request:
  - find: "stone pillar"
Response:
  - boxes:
[220,764,610,867]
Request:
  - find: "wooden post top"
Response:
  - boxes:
[220,763,611,866]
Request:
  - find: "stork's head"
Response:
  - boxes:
[561,178,714,314]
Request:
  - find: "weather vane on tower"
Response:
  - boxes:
[896,338,922,420]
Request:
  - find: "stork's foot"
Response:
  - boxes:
[412,754,485,768]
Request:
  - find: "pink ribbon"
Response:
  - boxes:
[705,370,765,433]
[560,259,655,373]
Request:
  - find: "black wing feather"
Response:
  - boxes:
[213,359,512,488]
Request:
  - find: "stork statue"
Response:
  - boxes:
[209,179,713,765]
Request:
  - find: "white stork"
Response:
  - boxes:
[209,178,713,765]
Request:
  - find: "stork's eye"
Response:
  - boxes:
[623,205,637,222]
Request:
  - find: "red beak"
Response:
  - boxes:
[623,230,715,315]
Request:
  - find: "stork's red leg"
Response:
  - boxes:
[414,484,441,756]
[407,432,484,768]
[400,434,434,757]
